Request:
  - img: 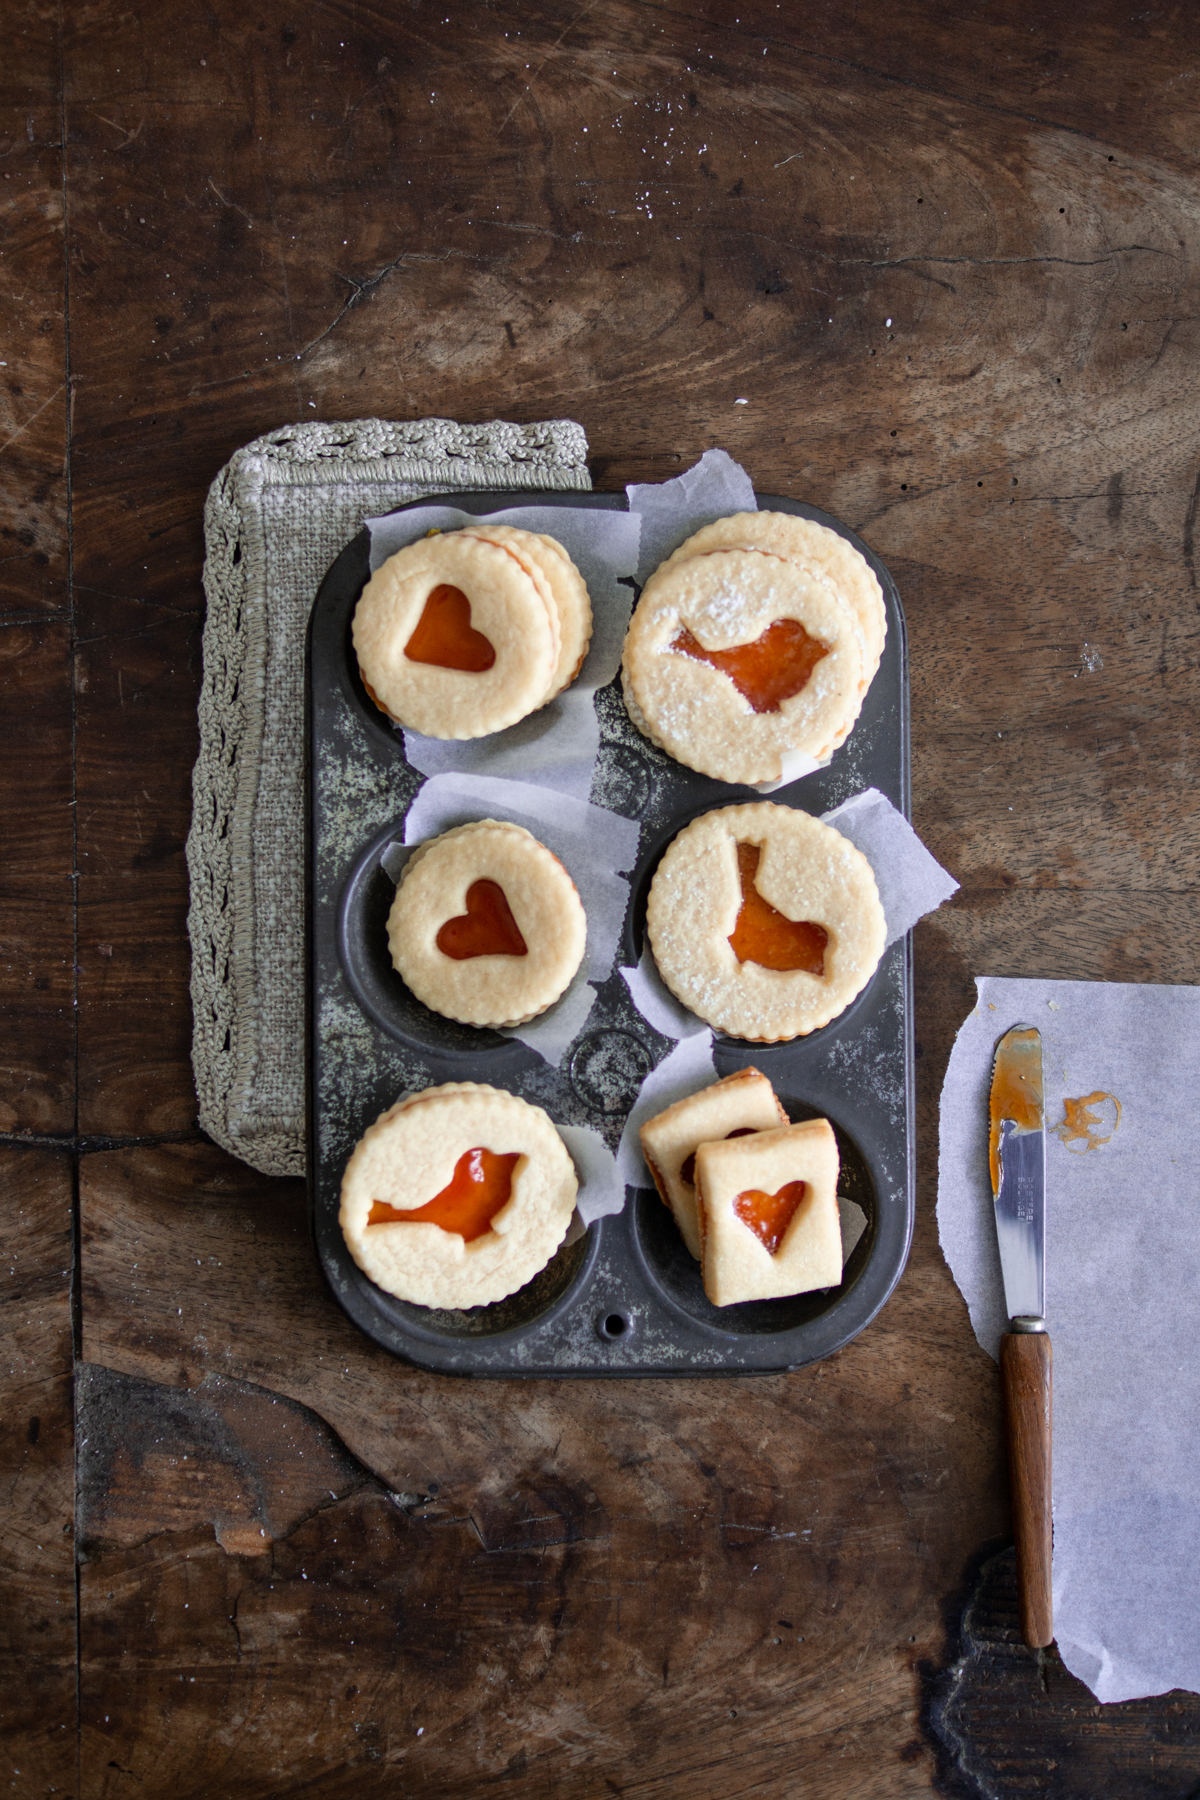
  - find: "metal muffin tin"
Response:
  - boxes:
[307,489,913,1376]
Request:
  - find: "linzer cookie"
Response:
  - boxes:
[654,512,887,686]
[621,512,885,785]
[639,1068,788,1260]
[457,524,593,699]
[353,525,591,739]
[645,802,886,1041]
[694,1117,842,1306]
[339,1083,578,1309]
[388,821,586,1028]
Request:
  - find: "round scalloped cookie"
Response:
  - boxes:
[645,802,886,1041]
[651,511,887,684]
[339,1083,578,1309]
[622,549,865,785]
[352,532,559,739]
[459,524,593,698]
[389,821,586,1028]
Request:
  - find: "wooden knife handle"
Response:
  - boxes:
[1000,1329,1053,1648]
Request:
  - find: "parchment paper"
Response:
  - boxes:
[558,1123,624,1228]
[937,975,1200,1704]
[366,502,640,802]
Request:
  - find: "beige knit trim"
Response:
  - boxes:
[186,416,591,1177]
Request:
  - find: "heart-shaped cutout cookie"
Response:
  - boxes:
[673,616,828,714]
[405,583,497,672]
[733,1179,808,1256]
[436,879,528,961]
[728,843,827,974]
[369,1146,521,1241]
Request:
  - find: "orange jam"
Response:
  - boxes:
[404,584,497,672]
[987,1026,1043,1194]
[672,617,829,714]
[368,1147,521,1241]
[728,843,828,974]
[733,1180,808,1256]
[680,1126,758,1189]
[436,880,528,960]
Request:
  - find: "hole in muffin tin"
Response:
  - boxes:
[624,808,884,1052]
[337,822,529,1062]
[359,1223,596,1342]
[631,1104,877,1338]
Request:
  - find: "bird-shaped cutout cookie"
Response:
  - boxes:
[728,843,828,974]
[368,1146,521,1241]
[672,617,828,714]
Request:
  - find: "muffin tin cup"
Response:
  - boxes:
[308,489,914,1375]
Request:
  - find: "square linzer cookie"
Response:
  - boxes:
[638,1069,787,1260]
[694,1117,842,1307]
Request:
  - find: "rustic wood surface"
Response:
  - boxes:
[4,0,1200,1794]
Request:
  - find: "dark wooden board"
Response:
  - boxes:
[2,0,1199,1792]
[0,1149,77,1796]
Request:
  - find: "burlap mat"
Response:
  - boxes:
[187,417,591,1177]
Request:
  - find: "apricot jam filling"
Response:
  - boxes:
[680,1126,758,1189]
[727,843,828,975]
[404,584,497,672]
[436,880,528,960]
[671,617,829,714]
[368,1147,521,1241]
[733,1179,808,1256]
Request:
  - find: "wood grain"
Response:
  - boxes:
[0,1148,76,1796]
[3,0,1198,1792]
[79,1138,1002,1798]
[930,1546,1200,1799]
[0,94,67,624]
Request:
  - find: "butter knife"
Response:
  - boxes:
[989,1024,1053,1648]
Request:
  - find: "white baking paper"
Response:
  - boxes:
[559,1123,625,1226]
[366,503,640,802]
[395,772,640,1067]
[620,949,712,1042]
[937,975,1200,1704]
[627,448,757,585]
[822,787,960,947]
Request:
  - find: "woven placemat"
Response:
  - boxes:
[186,416,591,1177]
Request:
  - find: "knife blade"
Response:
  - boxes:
[989,1024,1053,1649]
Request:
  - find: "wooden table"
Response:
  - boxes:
[5,3,1200,1794]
